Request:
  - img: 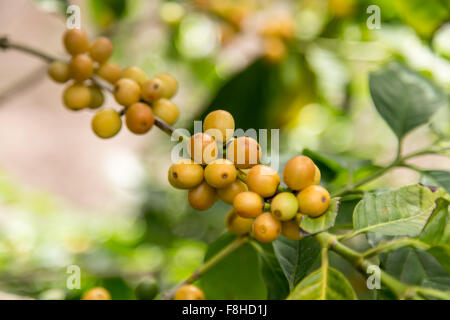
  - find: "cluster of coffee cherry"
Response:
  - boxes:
[47,28,180,138]
[168,110,331,244]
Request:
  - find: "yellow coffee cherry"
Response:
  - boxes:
[188,181,217,211]
[226,136,261,169]
[152,99,179,125]
[120,66,149,87]
[91,108,122,139]
[281,219,303,241]
[63,28,89,56]
[217,179,248,204]
[189,133,218,165]
[313,165,321,185]
[283,155,316,191]
[88,85,104,109]
[204,159,236,188]
[174,285,205,300]
[297,185,330,218]
[225,209,254,235]
[69,53,94,82]
[81,287,111,300]
[168,159,204,189]
[114,78,141,107]
[48,61,70,83]
[142,78,164,102]
[97,61,122,84]
[89,37,113,63]
[155,73,178,98]
[270,192,298,221]
[246,164,280,198]
[252,212,281,243]
[63,83,91,110]
[233,191,263,218]
[203,110,235,144]
[125,102,154,134]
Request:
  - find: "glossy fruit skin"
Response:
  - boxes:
[81,287,111,300]
[204,159,236,188]
[225,209,254,235]
[120,66,148,87]
[125,102,154,134]
[246,165,280,198]
[89,37,113,63]
[313,165,321,185]
[48,61,70,83]
[97,61,122,84]
[281,219,303,241]
[69,54,94,82]
[283,155,316,191]
[297,185,330,217]
[168,159,204,189]
[226,136,261,169]
[174,285,205,300]
[63,83,91,110]
[217,179,248,204]
[188,181,217,211]
[63,29,89,56]
[114,78,141,106]
[203,110,235,144]
[155,73,178,98]
[152,99,179,125]
[135,278,159,300]
[142,78,164,102]
[91,108,122,139]
[233,191,263,218]
[189,133,218,165]
[270,192,298,221]
[88,85,104,109]
[252,212,281,243]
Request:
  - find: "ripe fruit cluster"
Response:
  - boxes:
[168,110,331,244]
[47,28,180,139]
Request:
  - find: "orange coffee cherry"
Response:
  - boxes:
[63,29,89,56]
[89,37,114,63]
[283,155,316,191]
[281,219,303,241]
[189,133,218,165]
[142,78,164,102]
[174,285,205,300]
[188,181,217,211]
[81,287,111,300]
[168,159,204,189]
[204,159,236,188]
[233,191,264,218]
[297,185,330,218]
[252,212,281,243]
[217,179,248,204]
[203,110,235,144]
[97,61,122,84]
[69,53,94,82]
[246,164,280,198]
[225,209,254,235]
[125,102,155,134]
[226,136,261,169]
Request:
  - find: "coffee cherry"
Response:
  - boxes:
[69,53,94,82]
[226,136,261,169]
[252,212,281,243]
[125,102,154,134]
[203,110,235,144]
[233,191,263,218]
[48,61,70,83]
[189,133,218,165]
[153,99,179,125]
[97,61,122,84]
[155,73,178,98]
[283,155,315,191]
[297,185,330,217]
[174,285,205,300]
[204,159,236,188]
[188,181,217,211]
[63,83,91,110]
[81,287,111,300]
[63,29,89,56]
[91,108,122,139]
[89,37,113,63]
[270,192,298,221]
[225,209,254,235]
[142,78,164,102]
[313,165,321,185]
[88,85,104,109]
[114,78,141,106]
[135,278,159,300]
[246,164,280,198]
[281,219,303,241]
[120,66,149,87]
[217,179,248,204]
[168,159,204,189]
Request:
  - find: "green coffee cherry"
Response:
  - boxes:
[270,192,298,221]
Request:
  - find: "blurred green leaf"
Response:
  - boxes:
[427,245,450,274]
[422,171,450,193]
[419,198,449,246]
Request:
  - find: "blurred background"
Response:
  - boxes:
[0,0,449,299]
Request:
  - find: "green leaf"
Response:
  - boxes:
[273,236,320,289]
[422,171,450,193]
[197,233,266,299]
[300,198,340,234]
[369,62,447,140]
[427,245,450,274]
[419,198,449,245]
[287,267,357,300]
[353,185,439,237]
